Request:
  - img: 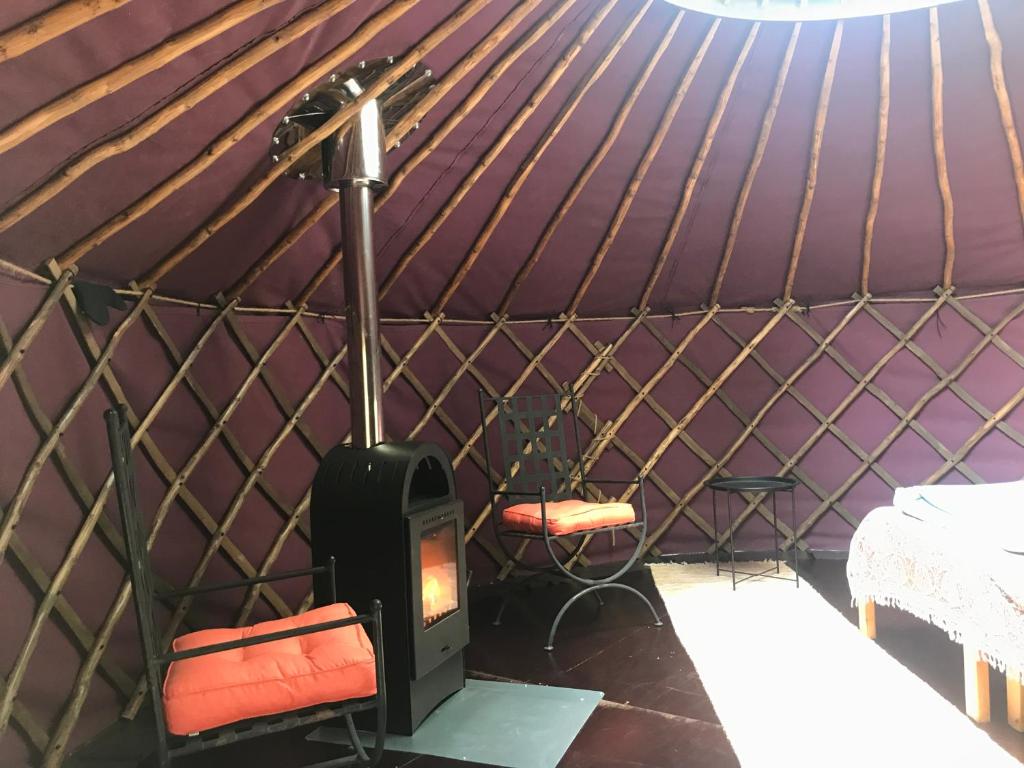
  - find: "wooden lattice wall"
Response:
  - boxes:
[2,0,1024,764]
[4,267,1024,765]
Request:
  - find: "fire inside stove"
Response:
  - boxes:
[420,521,459,628]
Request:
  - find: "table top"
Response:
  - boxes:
[707,475,798,493]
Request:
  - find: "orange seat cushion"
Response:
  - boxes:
[163,603,376,736]
[503,498,636,535]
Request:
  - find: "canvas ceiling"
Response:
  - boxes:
[1,0,1023,319]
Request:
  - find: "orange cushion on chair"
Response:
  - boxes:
[163,603,376,736]
[503,498,636,535]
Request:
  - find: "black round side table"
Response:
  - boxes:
[707,476,799,590]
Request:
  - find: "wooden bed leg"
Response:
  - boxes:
[857,599,876,640]
[963,646,990,723]
[1008,670,1023,732]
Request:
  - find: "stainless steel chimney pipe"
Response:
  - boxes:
[338,182,385,447]
[270,59,434,448]
[324,85,387,449]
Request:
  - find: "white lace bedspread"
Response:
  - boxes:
[847,505,1024,678]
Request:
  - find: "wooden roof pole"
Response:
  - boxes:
[498,10,686,316]
[978,0,1024,231]
[432,1,656,314]
[930,6,956,289]
[861,15,891,296]
[56,0,426,272]
[378,0,622,299]
[0,0,370,235]
[710,22,800,307]
[227,0,561,302]
[638,22,760,310]
[136,0,490,288]
[0,0,132,63]
[0,0,302,155]
[567,18,721,316]
[783,20,842,303]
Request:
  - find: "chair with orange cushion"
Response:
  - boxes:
[478,387,662,650]
[104,404,385,767]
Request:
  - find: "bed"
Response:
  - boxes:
[847,481,1024,731]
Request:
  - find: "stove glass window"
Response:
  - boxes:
[420,521,459,628]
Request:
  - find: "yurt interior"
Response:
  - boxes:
[3,0,1024,765]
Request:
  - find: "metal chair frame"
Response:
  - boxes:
[104,404,386,767]
[478,387,661,650]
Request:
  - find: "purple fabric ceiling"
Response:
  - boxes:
[0,0,1022,318]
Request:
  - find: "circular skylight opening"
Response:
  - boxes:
[662,0,964,22]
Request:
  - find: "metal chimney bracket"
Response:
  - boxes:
[270,58,435,184]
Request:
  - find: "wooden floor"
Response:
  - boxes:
[71,559,1024,767]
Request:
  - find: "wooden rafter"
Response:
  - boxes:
[498,9,685,316]
[432,0,655,314]
[378,0,621,300]
[783,20,842,302]
[861,15,890,296]
[134,0,489,288]
[977,0,1024,230]
[0,0,131,63]
[710,22,800,307]
[58,0,439,275]
[930,6,956,288]
[567,17,721,316]
[0,0,300,155]
[227,0,558,302]
[639,22,760,310]
[0,0,371,236]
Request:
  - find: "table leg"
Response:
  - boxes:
[727,491,736,591]
[791,489,799,587]
[857,599,876,640]
[964,646,991,723]
[712,490,719,576]
[1008,670,1023,732]
[771,492,780,574]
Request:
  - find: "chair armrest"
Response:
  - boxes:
[584,477,643,486]
[158,603,380,665]
[158,562,334,601]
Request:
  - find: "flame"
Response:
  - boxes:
[420,523,459,626]
[423,575,442,615]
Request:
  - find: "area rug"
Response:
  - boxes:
[308,679,602,767]
[650,562,1018,767]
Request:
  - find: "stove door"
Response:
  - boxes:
[407,501,469,679]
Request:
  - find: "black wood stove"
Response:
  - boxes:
[311,443,468,734]
[274,59,469,737]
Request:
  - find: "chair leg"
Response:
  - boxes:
[545,583,662,652]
